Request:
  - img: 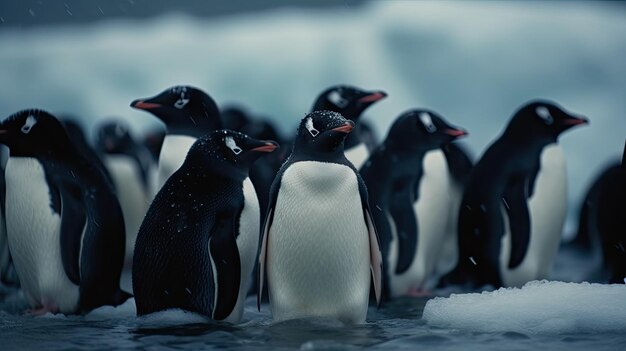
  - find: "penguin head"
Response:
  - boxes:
[312,85,387,121]
[95,120,135,154]
[187,130,279,176]
[130,85,222,136]
[0,109,72,157]
[386,109,467,152]
[293,110,355,156]
[507,100,589,140]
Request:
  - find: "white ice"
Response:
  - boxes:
[423,280,626,334]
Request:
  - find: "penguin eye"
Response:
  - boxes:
[327,91,349,109]
[535,106,553,125]
[174,91,190,109]
[224,136,242,155]
[21,115,37,134]
[305,117,319,137]
[419,112,437,133]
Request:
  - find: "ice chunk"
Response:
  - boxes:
[423,280,626,334]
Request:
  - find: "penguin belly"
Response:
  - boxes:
[5,158,80,313]
[390,150,452,295]
[224,177,260,323]
[345,143,369,170]
[103,155,150,292]
[155,135,197,194]
[500,144,567,287]
[267,161,370,324]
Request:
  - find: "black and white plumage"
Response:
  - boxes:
[133,130,278,322]
[258,110,382,324]
[360,109,467,298]
[131,85,222,193]
[0,109,129,314]
[454,100,588,288]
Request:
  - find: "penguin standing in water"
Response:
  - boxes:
[455,100,588,288]
[95,120,156,292]
[131,85,222,193]
[574,141,626,284]
[258,111,382,324]
[311,85,387,169]
[0,110,129,314]
[360,110,467,298]
[133,130,278,322]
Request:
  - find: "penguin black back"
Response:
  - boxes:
[133,130,278,319]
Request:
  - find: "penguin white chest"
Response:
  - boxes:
[156,135,197,192]
[500,144,567,287]
[267,161,370,324]
[4,157,79,313]
[345,143,369,170]
[104,156,149,262]
[223,177,260,323]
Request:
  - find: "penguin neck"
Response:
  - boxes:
[183,155,248,182]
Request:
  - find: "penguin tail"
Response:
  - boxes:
[111,288,133,306]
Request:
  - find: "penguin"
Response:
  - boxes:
[0,109,130,314]
[455,100,588,288]
[133,130,278,322]
[142,127,166,164]
[311,85,387,169]
[360,110,467,299]
[574,142,626,284]
[95,120,156,292]
[258,110,383,324]
[130,85,222,193]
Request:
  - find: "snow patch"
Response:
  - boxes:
[423,280,626,334]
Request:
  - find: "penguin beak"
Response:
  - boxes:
[357,91,387,104]
[251,141,279,153]
[562,116,589,126]
[331,121,355,134]
[131,99,162,110]
[444,129,468,138]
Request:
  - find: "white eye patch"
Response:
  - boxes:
[536,106,553,125]
[225,136,242,155]
[327,90,348,109]
[174,91,190,109]
[21,115,37,134]
[305,117,319,137]
[419,112,437,133]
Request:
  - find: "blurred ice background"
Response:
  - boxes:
[0,0,624,235]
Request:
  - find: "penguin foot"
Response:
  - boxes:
[26,304,59,316]
[405,288,434,298]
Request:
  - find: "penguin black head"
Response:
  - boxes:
[386,109,467,152]
[130,85,222,136]
[506,100,589,141]
[312,85,387,122]
[186,130,279,177]
[95,120,134,154]
[293,110,355,156]
[0,109,73,157]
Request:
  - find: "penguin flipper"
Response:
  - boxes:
[365,208,383,307]
[257,207,271,311]
[59,183,87,285]
[504,180,531,269]
[389,189,418,274]
[209,211,241,321]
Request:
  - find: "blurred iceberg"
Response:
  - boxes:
[0,1,624,233]
[423,280,626,334]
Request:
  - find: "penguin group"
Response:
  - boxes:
[0,83,623,325]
